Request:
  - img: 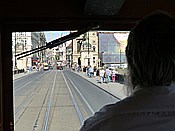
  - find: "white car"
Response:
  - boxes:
[43,63,49,70]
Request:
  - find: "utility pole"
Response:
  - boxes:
[120,49,121,68]
[87,32,90,66]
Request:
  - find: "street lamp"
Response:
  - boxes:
[77,40,82,66]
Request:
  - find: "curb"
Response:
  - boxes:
[73,71,122,100]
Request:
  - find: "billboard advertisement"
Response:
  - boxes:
[98,32,129,65]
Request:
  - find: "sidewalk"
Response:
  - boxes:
[13,71,37,80]
[74,71,128,100]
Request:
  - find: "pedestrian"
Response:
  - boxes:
[85,66,89,76]
[93,66,97,77]
[111,69,116,82]
[80,10,175,131]
[105,67,111,83]
[99,68,105,83]
[89,66,93,77]
[76,65,80,73]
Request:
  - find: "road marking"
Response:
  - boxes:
[63,72,95,118]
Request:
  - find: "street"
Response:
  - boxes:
[13,69,120,131]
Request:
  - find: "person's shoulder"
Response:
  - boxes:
[80,92,175,131]
[80,97,135,130]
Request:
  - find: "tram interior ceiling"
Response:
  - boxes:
[0,0,175,130]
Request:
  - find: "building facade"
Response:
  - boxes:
[12,32,46,71]
[31,32,47,66]
[72,31,99,68]
[66,40,73,66]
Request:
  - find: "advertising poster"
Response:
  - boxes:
[98,32,129,65]
[113,32,129,53]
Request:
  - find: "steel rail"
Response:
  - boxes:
[63,71,96,125]
[14,71,51,125]
[42,71,57,131]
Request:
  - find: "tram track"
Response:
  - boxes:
[14,70,81,131]
[14,71,49,94]
[14,69,120,131]
[41,71,57,131]
[63,72,86,125]
[42,71,81,131]
[64,71,121,124]
[14,71,52,125]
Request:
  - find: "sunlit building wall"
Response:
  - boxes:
[72,31,98,68]
[12,32,46,71]
[12,32,32,70]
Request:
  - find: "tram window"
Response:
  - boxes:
[12,30,129,130]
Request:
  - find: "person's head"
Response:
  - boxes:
[125,10,175,91]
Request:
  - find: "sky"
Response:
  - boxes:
[44,31,70,42]
[44,31,130,43]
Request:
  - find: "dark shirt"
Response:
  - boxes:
[94,68,97,72]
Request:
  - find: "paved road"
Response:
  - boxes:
[13,69,124,131]
[14,70,80,131]
[64,70,120,113]
[13,69,128,100]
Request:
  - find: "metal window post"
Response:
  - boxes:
[14,33,17,68]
